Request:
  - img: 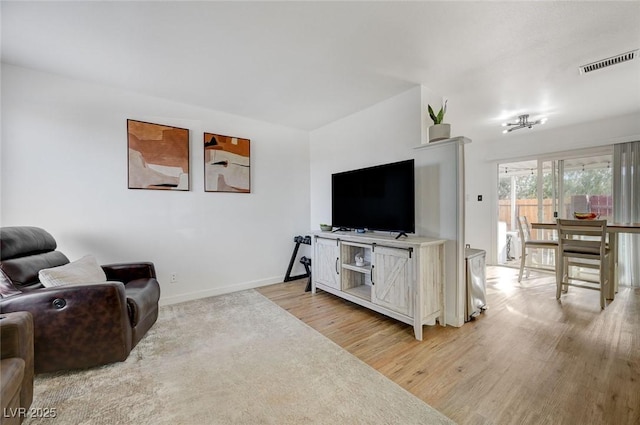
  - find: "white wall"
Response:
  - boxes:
[310,85,446,226]
[464,112,640,263]
[310,86,423,227]
[1,64,311,304]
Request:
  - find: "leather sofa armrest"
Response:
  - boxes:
[0,311,34,410]
[125,278,161,326]
[0,312,33,360]
[0,283,131,373]
[101,262,156,284]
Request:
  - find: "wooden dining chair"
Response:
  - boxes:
[555,219,610,309]
[516,216,558,282]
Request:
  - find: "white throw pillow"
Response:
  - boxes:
[39,254,107,287]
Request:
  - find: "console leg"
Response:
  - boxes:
[413,321,423,341]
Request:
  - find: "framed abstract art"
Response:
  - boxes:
[204,133,251,193]
[127,119,190,191]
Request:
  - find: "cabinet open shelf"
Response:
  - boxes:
[343,284,371,301]
[342,262,371,274]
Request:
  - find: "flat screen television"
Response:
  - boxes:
[331,159,415,235]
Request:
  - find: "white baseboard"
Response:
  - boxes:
[159,275,285,306]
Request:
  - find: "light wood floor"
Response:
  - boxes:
[257,266,639,425]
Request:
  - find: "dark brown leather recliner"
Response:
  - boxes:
[0,227,160,374]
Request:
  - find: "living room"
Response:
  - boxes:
[1,2,639,425]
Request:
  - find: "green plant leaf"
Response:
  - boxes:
[428,102,448,124]
[428,105,438,124]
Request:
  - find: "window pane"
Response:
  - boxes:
[562,155,613,221]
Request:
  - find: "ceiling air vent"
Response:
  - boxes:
[579,49,638,74]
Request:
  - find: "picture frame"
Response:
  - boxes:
[204,132,251,193]
[127,119,190,191]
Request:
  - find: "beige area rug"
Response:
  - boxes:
[25,290,454,424]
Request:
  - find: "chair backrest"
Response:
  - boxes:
[556,219,607,259]
[0,227,69,295]
[516,216,532,242]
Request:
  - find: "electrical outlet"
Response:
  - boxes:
[170,273,177,283]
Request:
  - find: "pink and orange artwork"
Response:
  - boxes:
[127,120,190,190]
[204,133,250,193]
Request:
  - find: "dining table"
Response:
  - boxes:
[531,221,640,299]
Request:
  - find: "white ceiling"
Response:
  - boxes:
[2,1,640,140]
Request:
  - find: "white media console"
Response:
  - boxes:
[312,231,446,340]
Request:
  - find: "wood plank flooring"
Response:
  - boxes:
[257,266,639,425]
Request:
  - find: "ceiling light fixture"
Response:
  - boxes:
[501,114,547,134]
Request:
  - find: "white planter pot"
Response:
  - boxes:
[428,124,451,143]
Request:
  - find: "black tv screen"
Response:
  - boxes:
[332,159,415,234]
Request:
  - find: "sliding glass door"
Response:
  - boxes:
[559,157,613,222]
[497,150,612,268]
[497,160,555,268]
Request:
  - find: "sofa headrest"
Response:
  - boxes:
[0,227,58,261]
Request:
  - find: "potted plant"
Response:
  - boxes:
[427,100,451,142]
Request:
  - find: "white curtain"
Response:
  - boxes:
[613,141,640,287]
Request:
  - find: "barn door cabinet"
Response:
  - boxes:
[312,232,446,340]
[313,236,341,290]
